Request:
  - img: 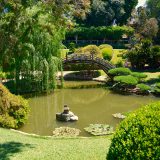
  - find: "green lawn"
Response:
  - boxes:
[0,128,111,160]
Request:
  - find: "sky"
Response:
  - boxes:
[137,0,146,7]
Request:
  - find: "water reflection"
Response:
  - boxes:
[20,88,159,136]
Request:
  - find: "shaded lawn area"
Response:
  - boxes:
[0,128,111,160]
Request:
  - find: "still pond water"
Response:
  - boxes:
[20,88,159,136]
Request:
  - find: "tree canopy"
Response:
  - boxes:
[77,0,138,26]
[0,0,90,93]
[147,0,160,24]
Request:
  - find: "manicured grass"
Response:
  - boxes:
[143,72,160,84]
[144,72,160,80]
[0,128,111,160]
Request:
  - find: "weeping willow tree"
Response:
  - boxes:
[0,0,90,93]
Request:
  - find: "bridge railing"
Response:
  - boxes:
[63,53,115,72]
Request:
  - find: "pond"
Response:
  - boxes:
[20,88,159,136]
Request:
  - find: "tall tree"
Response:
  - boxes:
[0,0,90,92]
[129,7,158,40]
[147,0,160,23]
[78,0,138,26]
[146,0,160,43]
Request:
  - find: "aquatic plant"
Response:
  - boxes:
[84,124,113,136]
[52,127,81,137]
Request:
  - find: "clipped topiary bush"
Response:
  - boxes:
[76,45,102,58]
[131,72,147,80]
[99,44,113,50]
[114,75,138,86]
[101,47,113,61]
[153,83,160,95]
[107,102,160,160]
[136,83,151,92]
[0,83,30,128]
[115,59,124,67]
[108,67,131,77]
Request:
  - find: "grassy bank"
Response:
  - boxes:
[0,128,111,160]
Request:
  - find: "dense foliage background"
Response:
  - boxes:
[77,0,138,26]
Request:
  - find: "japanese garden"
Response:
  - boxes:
[0,0,160,160]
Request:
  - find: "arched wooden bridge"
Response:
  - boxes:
[63,54,115,76]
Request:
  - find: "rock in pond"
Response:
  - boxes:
[56,111,78,122]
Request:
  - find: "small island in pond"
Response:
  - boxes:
[56,105,78,122]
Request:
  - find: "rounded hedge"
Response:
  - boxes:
[115,60,124,67]
[136,83,151,91]
[107,102,160,160]
[75,45,102,58]
[0,83,30,128]
[153,83,160,95]
[114,75,138,86]
[108,67,131,77]
[99,44,113,50]
[101,48,113,61]
[131,72,147,79]
[156,83,160,88]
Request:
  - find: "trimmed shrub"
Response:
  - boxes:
[66,26,134,40]
[83,45,101,56]
[0,83,30,128]
[136,83,151,91]
[115,60,124,67]
[101,47,113,61]
[131,72,147,79]
[108,67,131,76]
[155,83,160,88]
[114,75,138,86]
[75,45,102,58]
[107,102,160,160]
[68,42,76,53]
[153,83,160,95]
[0,72,6,79]
[99,44,113,50]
